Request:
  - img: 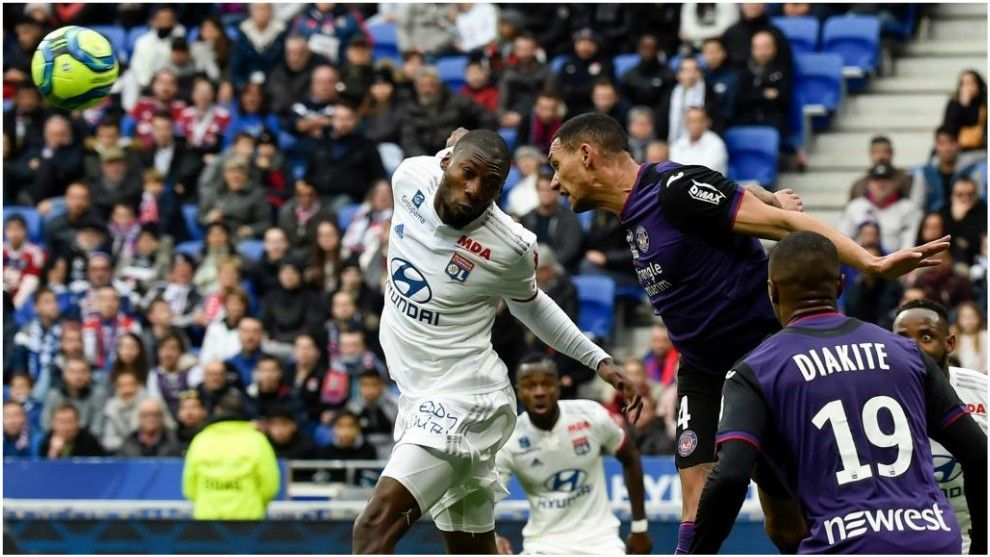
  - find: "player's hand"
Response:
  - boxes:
[446,127,469,148]
[872,235,951,279]
[495,534,513,554]
[626,532,653,554]
[597,359,643,424]
[774,188,804,212]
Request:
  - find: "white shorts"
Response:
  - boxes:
[522,531,626,555]
[381,385,517,533]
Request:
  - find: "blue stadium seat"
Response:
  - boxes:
[613,53,639,79]
[368,22,400,64]
[121,114,137,137]
[174,240,203,258]
[14,296,35,327]
[337,203,363,231]
[238,240,264,262]
[549,54,569,75]
[771,16,820,54]
[793,52,844,134]
[91,25,127,63]
[181,204,203,241]
[4,206,43,243]
[436,55,469,91]
[725,127,780,186]
[572,275,616,340]
[125,26,148,61]
[498,127,518,152]
[822,15,880,84]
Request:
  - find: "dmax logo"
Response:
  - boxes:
[688,180,726,205]
[543,469,588,493]
[390,258,432,303]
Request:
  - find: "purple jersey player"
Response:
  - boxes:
[546,113,951,553]
[691,232,987,554]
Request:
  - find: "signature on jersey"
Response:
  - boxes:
[413,400,459,435]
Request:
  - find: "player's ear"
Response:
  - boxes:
[945,332,957,355]
[440,153,452,171]
[579,143,593,169]
[768,280,779,305]
[836,272,845,298]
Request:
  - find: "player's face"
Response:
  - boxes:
[517,370,560,417]
[547,138,595,212]
[893,309,951,368]
[437,146,507,229]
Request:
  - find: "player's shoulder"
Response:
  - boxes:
[948,366,989,394]
[475,206,537,261]
[393,156,443,187]
[559,399,612,423]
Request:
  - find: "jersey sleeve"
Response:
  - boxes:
[715,363,768,451]
[922,354,969,432]
[590,402,626,455]
[498,242,539,302]
[658,165,743,233]
[495,445,515,488]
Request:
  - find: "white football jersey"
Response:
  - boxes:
[381,153,538,398]
[930,366,987,553]
[496,400,626,552]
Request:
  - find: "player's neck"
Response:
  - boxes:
[598,155,642,215]
[784,302,840,326]
[528,404,560,431]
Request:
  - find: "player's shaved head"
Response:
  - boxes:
[893,299,954,372]
[768,232,843,325]
[516,354,560,384]
[436,129,511,229]
[454,129,511,172]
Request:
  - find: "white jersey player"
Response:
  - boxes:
[496,356,652,555]
[893,300,989,553]
[352,129,643,555]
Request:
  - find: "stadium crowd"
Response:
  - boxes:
[2,3,987,466]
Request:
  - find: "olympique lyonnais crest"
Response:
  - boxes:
[446,253,474,282]
[572,436,590,456]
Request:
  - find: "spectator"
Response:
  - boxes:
[305,219,343,293]
[48,323,85,392]
[230,3,287,90]
[189,15,230,82]
[267,36,327,115]
[278,180,336,257]
[700,37,740,124]
[912,127,984,213]
[12,288,62,398]
[519,91,564,154]
[289,3,363,64]
[109,332,151,386]
[629,384,673,456]
[847,136,914,200]
[196,255,244,327]
[195,361,236,415]
[130,71,188,150]
[3,17,44,87]
[591,80,630,124]
[118,398,182,457]
[626,107,658,164]
[200,287,250,367]
[21,115,84,205]
[289,334,327,425]
[321,290,367,363]
[454,3,499,53]
[176,77,231,156]
[357,219,390,304]
[253,131,290,208]
[620,34,676,109]
[942,70,987,153]
[3,400,42,458]
[497,34,551,132]
[6,372,43,435]
[363,69,408,147]
[141,297,191,365]
[248,355,304,421]
[680,3,739,49]
[101,369,151,453]
[128,7,187,90]
[43,183,97,257]
[942,177,987,266]
[720,3,793,71]
[261,259,324,350]
[669,106,729,176]
[320,410,378,481]
[193,222,238,293]
[339,35,375,106]
[952,301,987,371]
[199,157,269,240]
[116,225,172,304]
[911,252,974,310]
[64,227,115,303]
[505,145,546,217]
[107,204,143,263]
[605,359,663,417]
[580,211,637,288]
[658,57,723,144]
[147,333,195,419]
[267,406,317,459]
[283,65,339,155]
[139,112,203,201]
[137,169,188,243]
[732,29,791,139]
[183,391,280,519]
[397,3,457,58]
[839,163,923,252]
[971,234,988,311]
[346,368,398,458]
[394,50,425,100]
[82,286,142,373]
[225,83,283,148]
[401,66,496,157]
[141,254,203,331]
[175,391,208,449]
[647,139,671,164]
[87,149,143,219]
[521,173,583,271]
[341,181,394,258]
[460,61,499,116]
[305,103,386,210]
[4,214,45,310]
[249,227,292,298]
[224,317,268,389]
[549,28,614,118]
[843,238,904,326]
[165,38,199,98]
[81,118,141,182]
[327,331,386,408]
[41,355,107,432]
[643,323,679,387]
[40,403,107,458]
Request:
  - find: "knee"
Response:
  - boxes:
[352,510,387,554]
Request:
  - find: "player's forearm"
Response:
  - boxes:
[621,453,648,521]
[783,211,881,274]
[690,442,756,554]
[744,184,781,208]
[505,290,610,371]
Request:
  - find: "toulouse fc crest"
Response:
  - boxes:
[635,225,650,253]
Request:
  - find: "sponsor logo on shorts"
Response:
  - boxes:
[823,501,952,546]
[688,180,726,205]
[677,430,698,457]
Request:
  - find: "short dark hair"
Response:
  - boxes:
[454,129,511,169]
[553,113,630,157]
[769,231,840,285]
[516,353,559,382]
[870,135,892,147]
[332,409,359,426]
[935,126,957,140]
[895,298,950,325]
[701,36,726,49]
[4,214,26,229]
[358,368,384,381]
[33,286,55,303]
[53,403,80,419]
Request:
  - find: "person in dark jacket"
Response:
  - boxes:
[656,57,724,144]
[732,30,792,140]
[579,210,638,288]
[40,403,107,458]
[304,103,385,210]
[400,67,496,157]
[260,260,325,348]
[175,392,208,450]
[567,5,635,57]
[3,400,42,458]
[941,69,987,152]
[496,34,552,131]
[266,35,330,115]
[288,334,328,425]
[248,355,305,423]
[362,69,409,146]
[199,157,270,240]
[520,172,584,272]
[195,361,236,415]
[278,179,337,257]
[320,410,378,484]
[338,35,375,106]
[44,183,100,258]
[229,3,287,89]
[701,37,741,123]
[620,34,676,109]
[138,112,203,202]
[117,398,182,457]
[20,115,84,204]
[266,407,317,459]
[548,28,615,119]
[720,3,793,72]
[87,148,143,219]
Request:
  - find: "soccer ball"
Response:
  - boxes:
[31,25,119,110]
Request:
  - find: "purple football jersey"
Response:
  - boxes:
[719,313,965,554]
[619,162,779,375]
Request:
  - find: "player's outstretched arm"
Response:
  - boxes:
[614,439,652,554]
[731,189,950,279]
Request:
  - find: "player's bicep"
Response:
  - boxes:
[715,365,768,451]
[659,165,742,232]
[498,245,539,302]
